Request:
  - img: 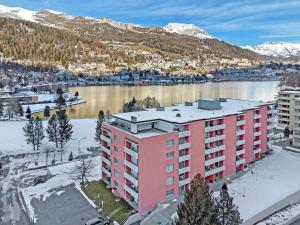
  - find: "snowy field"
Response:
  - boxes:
[258,203,300,225]
[228,145,300,221]
[0,119,98,155]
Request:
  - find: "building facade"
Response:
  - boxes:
[100,99,274,213]
[277,89,300,129]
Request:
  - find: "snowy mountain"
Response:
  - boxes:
[163,23,215,39]
[243,42,300,58]
[0,4,37,22]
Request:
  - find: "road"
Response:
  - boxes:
[0,155,30,225]
[291,219,300,225]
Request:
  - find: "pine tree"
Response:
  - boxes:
[55,95,66,109]
[74,91,79,98]
[25,106,31,119]
[57,110,73,162]
[46,114,59,148]
[23,117,45,152]
[68,151,73,161]
[43,105,50,118]
[95,110,105,142]
[284,126,290,138]
[56,87,63,95]
[23,118,36,151]
[0,102,3,117]
[34,117,45,152]
[215,184,243,225]
[176,174,218,225]
[18,102,24,117]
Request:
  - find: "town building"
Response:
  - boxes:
[100,98,274,213]
[277,89,300,129]
[293,99,300,147]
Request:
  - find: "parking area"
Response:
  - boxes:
[31,184,100,225]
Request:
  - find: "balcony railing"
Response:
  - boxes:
[179,142,191,150]
[236,149,245,155]
[205,145,225,155]
[254,131,261,137]
[236,158,245,166]
[179,154,191,163]
[205,155,225,166]
[101,145,111,155]
[124,172,139,186]
[237,130,245,136]
[178,130,191,138]
[179,177,191,186]
[124,184,139,199]
[254,140,261,146]
[254,123,261,128]
[236,120,246,126]
[179,166,191,174]
[254,148,261,154]
[205,166,225,177]
[124,146,139,159]
[205,135,225,144]
[102,155,111,166]
[100,134,111,144]
[254,114,262,119]
[236,139,245,146]
[124,159,139,173]
[205,124,225,132]
[102,166,111,177]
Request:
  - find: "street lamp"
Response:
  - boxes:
[71,137,87,156]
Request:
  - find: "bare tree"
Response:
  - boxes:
[69,155,95,184]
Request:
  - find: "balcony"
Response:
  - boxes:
[236,139,245,146]
[205,166,225,177]
[179,166,191,174]
[237,130,245,136]
[124,146,138,159]
[102,155,111,166]
[254,123,261,128]
[179,130,191,138]
[254,148,261,154]
[179,154,191,163]
[267,132,273,138]
[205,155,225,166]
[205,145,225,155]
[179,142,191,150]
[102,166,111,177]
[267,117,274,122]
[267,124,274,130]
[205,135,225,144]
[124,159,139,173]
[236,158,245,166]
[205,124,225,132]
[236,120,246,126]
[253,140,261,146]
[254,114,262,119]
[254,131,261,137]
[103,177,111,187]
[124,172,139,186]
[100,134,111,144]
[236,149,245,155]
[101,145,111,155]
[179,177,191,186]
[124,184,139,199]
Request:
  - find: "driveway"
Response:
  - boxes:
[32,184,99,225]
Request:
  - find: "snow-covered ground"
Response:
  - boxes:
[0,119,97,155]
[258,203,300,225]
[228,145,300,221]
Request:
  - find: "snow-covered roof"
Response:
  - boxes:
[112,99,270,124]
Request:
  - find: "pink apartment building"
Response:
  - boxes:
[100,99,274,213]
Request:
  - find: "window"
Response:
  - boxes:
[166,189,174,197]
[114,180,119,188]
[114,134,119,142]
[166,164,174,173]
[166,177,174,185]
[166,152,174,159]
[114,169,119,177]
[114,146,118,153]
[167,139,174,147]
[113,157,118,163]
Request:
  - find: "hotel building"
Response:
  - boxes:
[100,99,274,213]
